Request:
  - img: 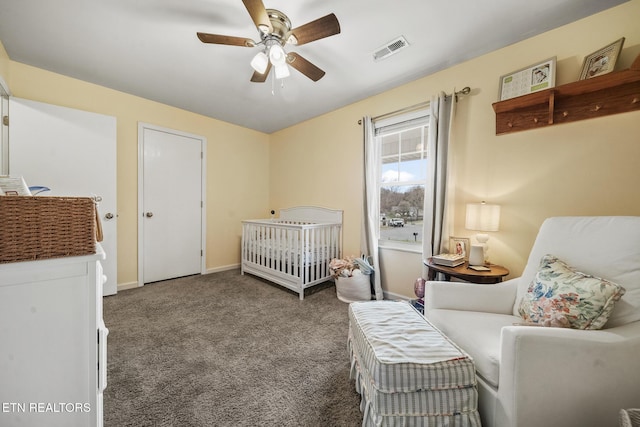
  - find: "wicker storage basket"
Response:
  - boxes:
[0,196,96,263]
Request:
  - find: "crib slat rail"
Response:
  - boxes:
[241,207,343,300]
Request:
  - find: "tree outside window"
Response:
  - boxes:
[378,123,428,244]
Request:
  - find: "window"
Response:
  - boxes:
[374,108,429,245]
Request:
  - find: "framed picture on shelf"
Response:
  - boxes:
[498,57,556,101]
[579,37,625,80]
[449,237,470,260]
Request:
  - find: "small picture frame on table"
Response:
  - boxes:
[449,237,470,261]
[579,37,625,80]
[498,57,556,101]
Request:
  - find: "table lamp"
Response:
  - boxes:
[465,201,500,265]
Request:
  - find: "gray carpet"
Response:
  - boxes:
[103,270,363,426]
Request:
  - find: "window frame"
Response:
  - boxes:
[373,107,430,249]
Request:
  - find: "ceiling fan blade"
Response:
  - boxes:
[242,0,273,33]
[287,52,325,82]
[250,62,272,83]
[197,32,255,47]
[288,13,340,46]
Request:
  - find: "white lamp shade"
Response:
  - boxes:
[269,44,287,66]
[465,202,501,232]
[274,64,290,79]
[250,51,269,74]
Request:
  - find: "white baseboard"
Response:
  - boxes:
[205,263,240,274]
[383,290,411,301]
[116,264,240,292]
[117,281,139,292]
[118,274,413,300]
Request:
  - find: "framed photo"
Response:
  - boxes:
[579,37,625,80]
[449,237,470,260]
[498,57,556,101]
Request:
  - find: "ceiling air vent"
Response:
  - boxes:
[373,36,409,61]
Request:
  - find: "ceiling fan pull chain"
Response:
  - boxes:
[271,70,275,96]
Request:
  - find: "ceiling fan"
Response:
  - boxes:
[197,0,340,82]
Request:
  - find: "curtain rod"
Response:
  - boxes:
[358,86,471,125]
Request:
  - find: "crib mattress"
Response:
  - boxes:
[348,301,480,425]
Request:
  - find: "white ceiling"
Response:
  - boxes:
[0,0,627,133]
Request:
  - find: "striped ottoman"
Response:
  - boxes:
[348,301,481,427]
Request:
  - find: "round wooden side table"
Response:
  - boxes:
[424,258,509,284]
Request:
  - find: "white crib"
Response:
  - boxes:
[241,206,343,300]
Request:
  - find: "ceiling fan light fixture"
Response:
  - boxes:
[250,51,269,74]
[269,43,287,66]
[274,63,290,79]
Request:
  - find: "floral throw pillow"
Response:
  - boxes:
[518,254,626,330]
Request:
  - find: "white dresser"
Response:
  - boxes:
[0,245,108,427]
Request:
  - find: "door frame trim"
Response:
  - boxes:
[137,122,207,287]
[0,77,11,176]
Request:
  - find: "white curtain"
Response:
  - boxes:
[422,92,456,276]
[361,116,384,300]
[361,92,456,295]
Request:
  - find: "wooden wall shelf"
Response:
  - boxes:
[492,53,640,135]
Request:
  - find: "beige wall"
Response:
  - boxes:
[0,55,270,288]
[0,43,9,86]
[270,0,640,297]
[1,1,639,296]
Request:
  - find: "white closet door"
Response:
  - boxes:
[138,123,204,284]
[8,97,118,296]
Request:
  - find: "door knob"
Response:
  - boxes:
[105,212,114,220]
[145,212,154,218]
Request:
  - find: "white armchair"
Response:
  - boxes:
[424,216,640,427]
